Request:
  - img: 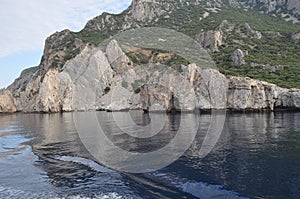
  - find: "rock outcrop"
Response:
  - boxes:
[264,31,282,37]
[276,89,300,108]
[106,40,134,74]
[231,49,246,67]
[238,0,300,21]
[129,0,171,22]
[286,0,300,16]
[196,31,223,52]
[250,63,284,73]
[227,77,300,110]
[291,32,300,40]
[219,20,235,33]
[40,30,85,75]
[0,90,17,113]
[7,66,39,94]
[243,23,262,39]
[228,76,283,110]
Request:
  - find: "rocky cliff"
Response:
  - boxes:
[1,0,300,113]
[229,0,300,23]
[2,39,299,113]
[0,90,17,113]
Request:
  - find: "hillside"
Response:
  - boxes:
[76,0,300,88]
[9,0,299,89]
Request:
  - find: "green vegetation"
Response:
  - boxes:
[104,87,111,94]
[212,30,300,88]
[76,13,125,46]
[152,6,300,88]
[201,9,300,88]
[122,81,128,89]
[126,51,149,65]
[126,48,189,72]
[69,2,300,88]
[200,8,300,34]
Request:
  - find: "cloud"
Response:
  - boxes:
[0,0,132,58]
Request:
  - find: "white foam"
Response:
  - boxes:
[151,172,249,199]
[203,12,210,18]
[182,182,250,199]
[52,155,116,173]
[57,192,124,199]
[0,185,55,199]
[0,185,132,199]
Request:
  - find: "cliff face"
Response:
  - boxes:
[0,90,17,113]
[1,0,300,113]
[230,0,300,22]
[3,40,225,112]
[2,40,299,113]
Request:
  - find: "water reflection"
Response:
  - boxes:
[181,112,300,199]
[0,111,299,199]
[75,111,200,173]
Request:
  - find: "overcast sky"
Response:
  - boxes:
[0,0,131,88]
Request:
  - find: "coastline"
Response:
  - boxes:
[1,107,300,115]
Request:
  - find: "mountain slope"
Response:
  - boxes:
[75,0,300,88]
[8,0,299,89]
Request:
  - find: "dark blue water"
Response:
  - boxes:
[0,111,299,199]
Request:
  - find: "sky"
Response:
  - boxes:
[0,0,132,88]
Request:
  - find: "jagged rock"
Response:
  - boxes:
[129,0,169,22]
[243,23,262,39]
[219,20,235,33]
[276,90,300,109]
[138,63,228,111]
[250,62,284,73]
[287,0,300,15]
[141,84,174,112]
[0,90,17,113]
[106,40,134,73]
[227,76,284,110]
[195,31,223,52]
[1,39,300,113]
[98,85,140,111]
[24,69,68,112]
[231,49,246,66]
[194,67,228,109]
[40,30,85,75]
[7,66,38,93]
[228,0,241,8]
[62,46,115,111]
[227,76,300,111]
[16,75,42,112]
[243,0,296,15]
[264,31,282,37]
[291,32,300,40]
[19,45,116,112]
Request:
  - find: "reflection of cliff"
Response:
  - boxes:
[188,112,300,157]
[186,112,300,198]
[76,111,200,173]
[16,113,96,189]
[18,111,300,178]
[2,111,299,197]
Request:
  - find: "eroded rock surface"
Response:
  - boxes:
[0,90,17,113]
[1,39,299,113]
[231,49,246,67]
[196,31,223,52]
